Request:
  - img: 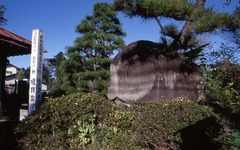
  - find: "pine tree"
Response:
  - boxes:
[61,2,126,94]
[113,0,240,61]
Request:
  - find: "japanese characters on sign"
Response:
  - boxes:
[29,29,44,115]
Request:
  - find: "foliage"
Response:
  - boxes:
[72,69,110,94]
[134,100,222,150]
[222,130,240,150]
[215,7,240,64]
[16,69,26,80]
[15,93,225,149]
[203,61,240,149]
[204,61,240,108]
[15,93,115,149]
[113,0,240,61]
[15,93,140,149]
[88,107,140,150]
[43,52,66,93]
[0,5,7,26]
[208,41,240,64]
[74,3,126,59]
[42,62,52,85]
[60,2,125,94]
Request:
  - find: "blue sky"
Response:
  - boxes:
[1,0,239,68]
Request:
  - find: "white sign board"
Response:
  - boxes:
[29,29,44,115]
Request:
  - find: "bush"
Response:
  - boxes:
[134,100,222,150]
[204,61,240,148]
[222,130,240,150]
[15,94,223,149]
[204,61,240,108]
[15,93,139,149]
[15,93,114,149]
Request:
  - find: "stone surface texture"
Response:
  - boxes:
[107,41,204,103]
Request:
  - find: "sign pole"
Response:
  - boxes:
[28,29,44,115]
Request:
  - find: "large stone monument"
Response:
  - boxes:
[107,40,204,103]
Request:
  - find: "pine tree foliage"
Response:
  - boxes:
[0,5,7,26]
[113,0,240,60]
[74,3,126,59]
[60,3,126,94]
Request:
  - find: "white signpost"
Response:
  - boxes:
[28,29,44,115]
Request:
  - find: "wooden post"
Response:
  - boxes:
[0,50,7,116]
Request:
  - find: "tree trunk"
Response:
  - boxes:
[173,0,206,49]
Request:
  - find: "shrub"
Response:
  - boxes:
[204,61,240,148]
[15,93,114,149]
[204,61,240,108]
[222,130,240,150]
[15,94,223,149]
[88,108,140,150]
[15,93,139,149]
[134,100,222,150]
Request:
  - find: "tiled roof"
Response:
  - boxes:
[0,27,31,56]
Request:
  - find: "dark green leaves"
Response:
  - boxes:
[113,0,194,20]
[74,2,125,59]
[60,2,126,94]
[113,0,240,60]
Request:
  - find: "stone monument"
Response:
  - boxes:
[107,40,204,103]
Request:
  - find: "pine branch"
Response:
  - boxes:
[154,16,167,35]
[171,0,206,49]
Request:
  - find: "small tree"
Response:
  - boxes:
[61,2,126,94]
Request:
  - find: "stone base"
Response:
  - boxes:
[19,104,28,121]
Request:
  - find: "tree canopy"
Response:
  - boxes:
[113,0,240,60]
[60,2,126,94]
[71,2,126,59]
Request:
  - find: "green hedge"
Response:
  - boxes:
[15,93,138,149]
[15,93,224,149]
[134,100,222,149]
[15,93,113,149]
